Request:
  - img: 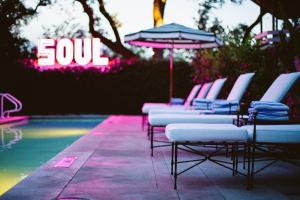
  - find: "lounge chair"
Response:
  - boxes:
[142,84,203,114]
[149,72,299,126]
[143,78,223,133]
[148,72,300,156]
[164,72,300,189]
[142,82,214,129]
[243,113,300,189]
[166,121,300,189]
[166,123,249,189]
[148,72,253,155]
[148,77,227,114]
[143,77,225,131]
[141,83,202,129]
[149,72,254,115]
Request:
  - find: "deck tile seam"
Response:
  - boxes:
[198,161,227,200]
[55,146,100,199]
[55,118,114,199]
[157,148,181,200]
[151,155,160,189]
[159,147,182,200]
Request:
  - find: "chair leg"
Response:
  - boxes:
[150,126,154,156]
[243,144,246,169]
[142,115,145,130]
[174,142,178,190]
[232,145,236,176]
[247,143,252,190]
[147,122,150,140]
[226,144,229,157]
[235,145,239,175]
[250,143,256,189]
[147,122,149,140]
[171,142,174,175]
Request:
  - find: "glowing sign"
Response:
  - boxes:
[37,38,109,66]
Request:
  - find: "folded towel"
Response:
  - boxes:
[249,113,289,121]
[193,98,212,104]
[250,101,289,110]
[250,101,287,106]
[211,100,239,114]
[194,104,212,110]
[170,98,185,105]
[248,101,289,121]
[248,108,288,115]
[192,98,212,110]
[250,105,289,111]
[213,100,239,106]
[212,100,239,108]
[212,106,239,114]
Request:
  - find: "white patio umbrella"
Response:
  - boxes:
[124,23,222,101]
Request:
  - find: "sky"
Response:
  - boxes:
[21,0,277,46]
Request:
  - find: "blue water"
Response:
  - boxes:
[0,116,106,195]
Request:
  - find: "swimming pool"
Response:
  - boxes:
[0,116,106,195]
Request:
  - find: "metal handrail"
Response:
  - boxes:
[0,93,23,118]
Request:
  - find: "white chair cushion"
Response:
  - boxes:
[149,109,202,115]
[143,84,203,114]
[227,73,255,101]
[142,103,170,114]
[205,78,227,100]
[242,125,300,143]
[196,82,212,98]
[184,84,202,106]
[165,124,248,142]
[260,72,300,102]
[142,103,185,114]
[149,114,237,126]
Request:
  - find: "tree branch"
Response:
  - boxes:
[242,9,266,43]
[98,0,121,44]
[76,0,136,58]
[14,0,50,21]
[32,0,49,13]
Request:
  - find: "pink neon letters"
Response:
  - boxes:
[38,38,108,66]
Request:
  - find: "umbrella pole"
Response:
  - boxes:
[169,48,173,102]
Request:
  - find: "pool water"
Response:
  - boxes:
[0,117,106,195]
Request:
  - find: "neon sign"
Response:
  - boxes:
[37,38,109,66]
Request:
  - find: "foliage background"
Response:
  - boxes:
[191,26,300,116]
[0,0,299,116]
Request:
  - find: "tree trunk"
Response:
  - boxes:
[153,0,167,60]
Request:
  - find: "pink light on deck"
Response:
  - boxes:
[54,156,78,168]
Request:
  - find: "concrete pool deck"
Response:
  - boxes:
[1,115,300,200]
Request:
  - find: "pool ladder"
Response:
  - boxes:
[0,128,23,151]
[0,93,23,118]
